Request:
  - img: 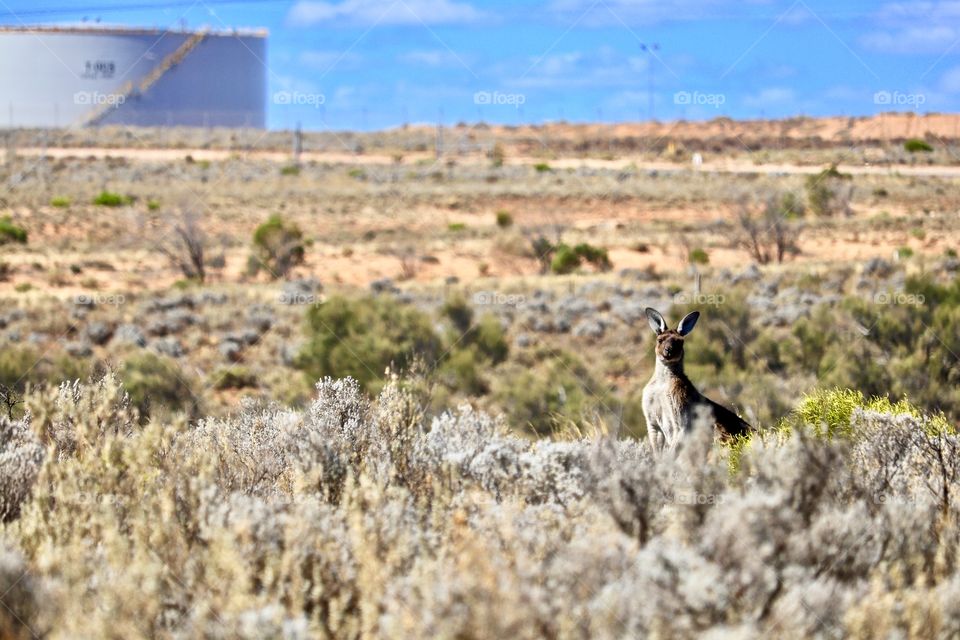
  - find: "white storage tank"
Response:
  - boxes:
[0,25,267,128]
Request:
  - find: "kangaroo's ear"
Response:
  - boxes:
[677,311,700,336]
[645,307,667,334]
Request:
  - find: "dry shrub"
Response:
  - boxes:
[1,377,960,638]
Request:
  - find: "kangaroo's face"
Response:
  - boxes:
[655,330,686,363]
[645,308,700,365]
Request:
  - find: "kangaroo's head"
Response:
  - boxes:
[645,308,700,365]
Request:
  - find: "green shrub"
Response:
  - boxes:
[789,388,923,439]
[50,196,71,208]
[438,347,488,395]
[295,295,443,394]
[688,247,710,265]
[280,164,301,176]
[904,138,933,153]
[212,367,259,390]
[573,243,612,271]
[441,295,473,334]
[550,242,612,275]
[533,162,552,173]
[248,214,306,280]
[0,346,86,396]
[120,352,198,419]
[448,223,467,232]
[495,210,513,228]
[147,199,161,211]
[347,168,365,179]
[531,236,555,273]
[806,165,851,217]
[897,246,914,259]
[471,314,509,364]
[494,351,609,436]
[92,191,131,207]
[551,244,581,274]
[441,303,509,362]
[0,217,27,245]
[775,191,806,219]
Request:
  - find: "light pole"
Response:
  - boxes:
[640,43,659,122]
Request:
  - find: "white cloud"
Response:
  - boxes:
[860,26,959,54]
[287,0,483,26]
[940,65,960,92]
[400,50,462,66]
[862,2,960,53]
[300,50,362,71]
[742,87,795,108]
[507,47,651,89]
[549,0,703,23]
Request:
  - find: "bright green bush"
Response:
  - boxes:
[904,138,933,153]
[789,388,923,439]
[0,217,27,245]
[248,214,306,279]
[50,196,71,208]
[92,191,132,207]
[688,247,710,265]
[551,244,581,274]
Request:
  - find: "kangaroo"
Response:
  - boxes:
[641,307,751,454]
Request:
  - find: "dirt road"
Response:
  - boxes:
[12,145,960,178]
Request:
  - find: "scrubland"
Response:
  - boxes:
[1,121,960,638]
[2,377,960,638]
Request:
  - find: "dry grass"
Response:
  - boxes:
[1,375,959,638]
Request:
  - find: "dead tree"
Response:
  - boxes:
[726,194,803,265]
[160,209,208,283]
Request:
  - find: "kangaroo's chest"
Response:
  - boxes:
[644,376,698,436]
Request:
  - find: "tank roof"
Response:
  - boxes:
[0,24,268,38]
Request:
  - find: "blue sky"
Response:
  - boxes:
[4,0,960,130]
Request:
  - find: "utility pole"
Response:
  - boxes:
[292,122,302,164]
[436,108,444,159]
[640,43,660,122]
